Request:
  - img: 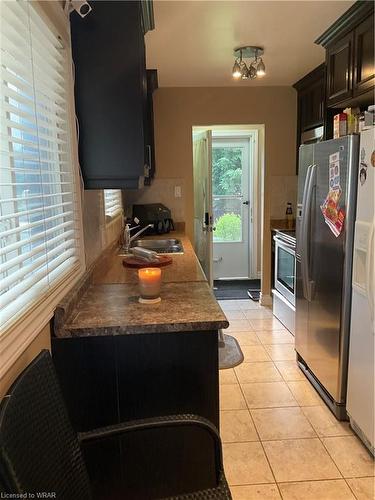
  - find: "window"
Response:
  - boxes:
[0,1,83,332]
[212,138,251,242]
[104,189,123,220]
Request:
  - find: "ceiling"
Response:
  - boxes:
[145,0,354,87]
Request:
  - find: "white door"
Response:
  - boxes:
[212,137,253,279]
[192,130,213,286]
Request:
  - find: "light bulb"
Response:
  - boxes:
[232,60,241,79]
[256,58,266,77]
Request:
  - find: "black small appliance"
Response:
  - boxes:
[132,203,174,235]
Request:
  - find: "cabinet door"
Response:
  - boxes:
[299,90,310,131]
[353,14,374,97]
[71,1,145,189]
[326,31,354,106]
[301,80,325,130]
[52,336,118,432]
[311,78,325,126]
[116,332,219,428]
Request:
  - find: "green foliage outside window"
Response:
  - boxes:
[212,147,242,195]
[214,213,242,241]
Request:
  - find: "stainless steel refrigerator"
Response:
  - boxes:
[296,135,359,420]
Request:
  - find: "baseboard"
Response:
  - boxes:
[260,293,272,306]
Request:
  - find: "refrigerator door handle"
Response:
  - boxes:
[301,164,316,302]
[366,218,375,326]
[300,165,312,300]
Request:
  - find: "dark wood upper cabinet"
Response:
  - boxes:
[326,31,354,106]
[296,66,325,131]
[293,63,325,169]
[316,1,374,108]
[353,15,375,96]
[70,1,155,189]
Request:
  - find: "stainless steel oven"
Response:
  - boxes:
[272,231,296,335]
[274,232,296,305]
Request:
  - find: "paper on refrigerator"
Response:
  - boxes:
[320,152,345,237]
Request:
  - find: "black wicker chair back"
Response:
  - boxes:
[0,350,91,499]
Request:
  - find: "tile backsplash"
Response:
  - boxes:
[124,178,185,222]
[270,175,298,220]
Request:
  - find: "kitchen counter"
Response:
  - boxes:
[52,231,225,431]
[64,281,228,336]
[92,232,206,284]
[54,231,228,338]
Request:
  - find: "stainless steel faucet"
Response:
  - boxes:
[123,223,154,253]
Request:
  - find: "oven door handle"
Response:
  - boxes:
[301,164,316,302]
[273,236,296,251]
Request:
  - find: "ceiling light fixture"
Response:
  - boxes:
[232,46,266,80]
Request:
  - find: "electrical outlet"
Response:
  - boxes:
[174,186,182,198]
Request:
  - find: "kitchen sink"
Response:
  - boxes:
[119,238,184,255]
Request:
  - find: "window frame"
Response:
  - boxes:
[104,189,123,225]
[0,0,85,379]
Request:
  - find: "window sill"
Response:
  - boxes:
[105,211,124,227]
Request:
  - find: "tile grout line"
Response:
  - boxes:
[221,300,373,497]
[344,478,361,500]
[232,360,285,499]
[276,356,346,484]
[318,433,374,484]
[235,343,345,493]
[299,406,354,439]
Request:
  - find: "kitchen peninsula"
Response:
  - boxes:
[52,231,228,432]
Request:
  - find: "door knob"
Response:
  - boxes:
[243,200,249,205]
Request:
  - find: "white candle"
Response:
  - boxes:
[138,267,162,301]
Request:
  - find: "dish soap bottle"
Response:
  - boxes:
[286,202,293,229]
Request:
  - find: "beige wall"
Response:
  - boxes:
[0,324,51,399]
[82,190,124,268]
[270,175,298,219]
[152,86,297,296]
[124,178,186,222]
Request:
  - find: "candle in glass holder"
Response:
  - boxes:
[138,267,162,303]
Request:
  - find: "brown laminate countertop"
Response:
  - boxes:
[64,281,228,336]
[56,232,228,337]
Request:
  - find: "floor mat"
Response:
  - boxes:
[219,334,244,369]
[247,289,260,302]
[214,279,261,300]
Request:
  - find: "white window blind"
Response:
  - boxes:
[0,0,81,332]
[104,189,123,219]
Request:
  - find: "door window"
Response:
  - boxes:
[212,142,248,242]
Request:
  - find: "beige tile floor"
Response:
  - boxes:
[218,300,375,500]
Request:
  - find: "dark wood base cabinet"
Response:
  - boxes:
[52,331,219,433]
